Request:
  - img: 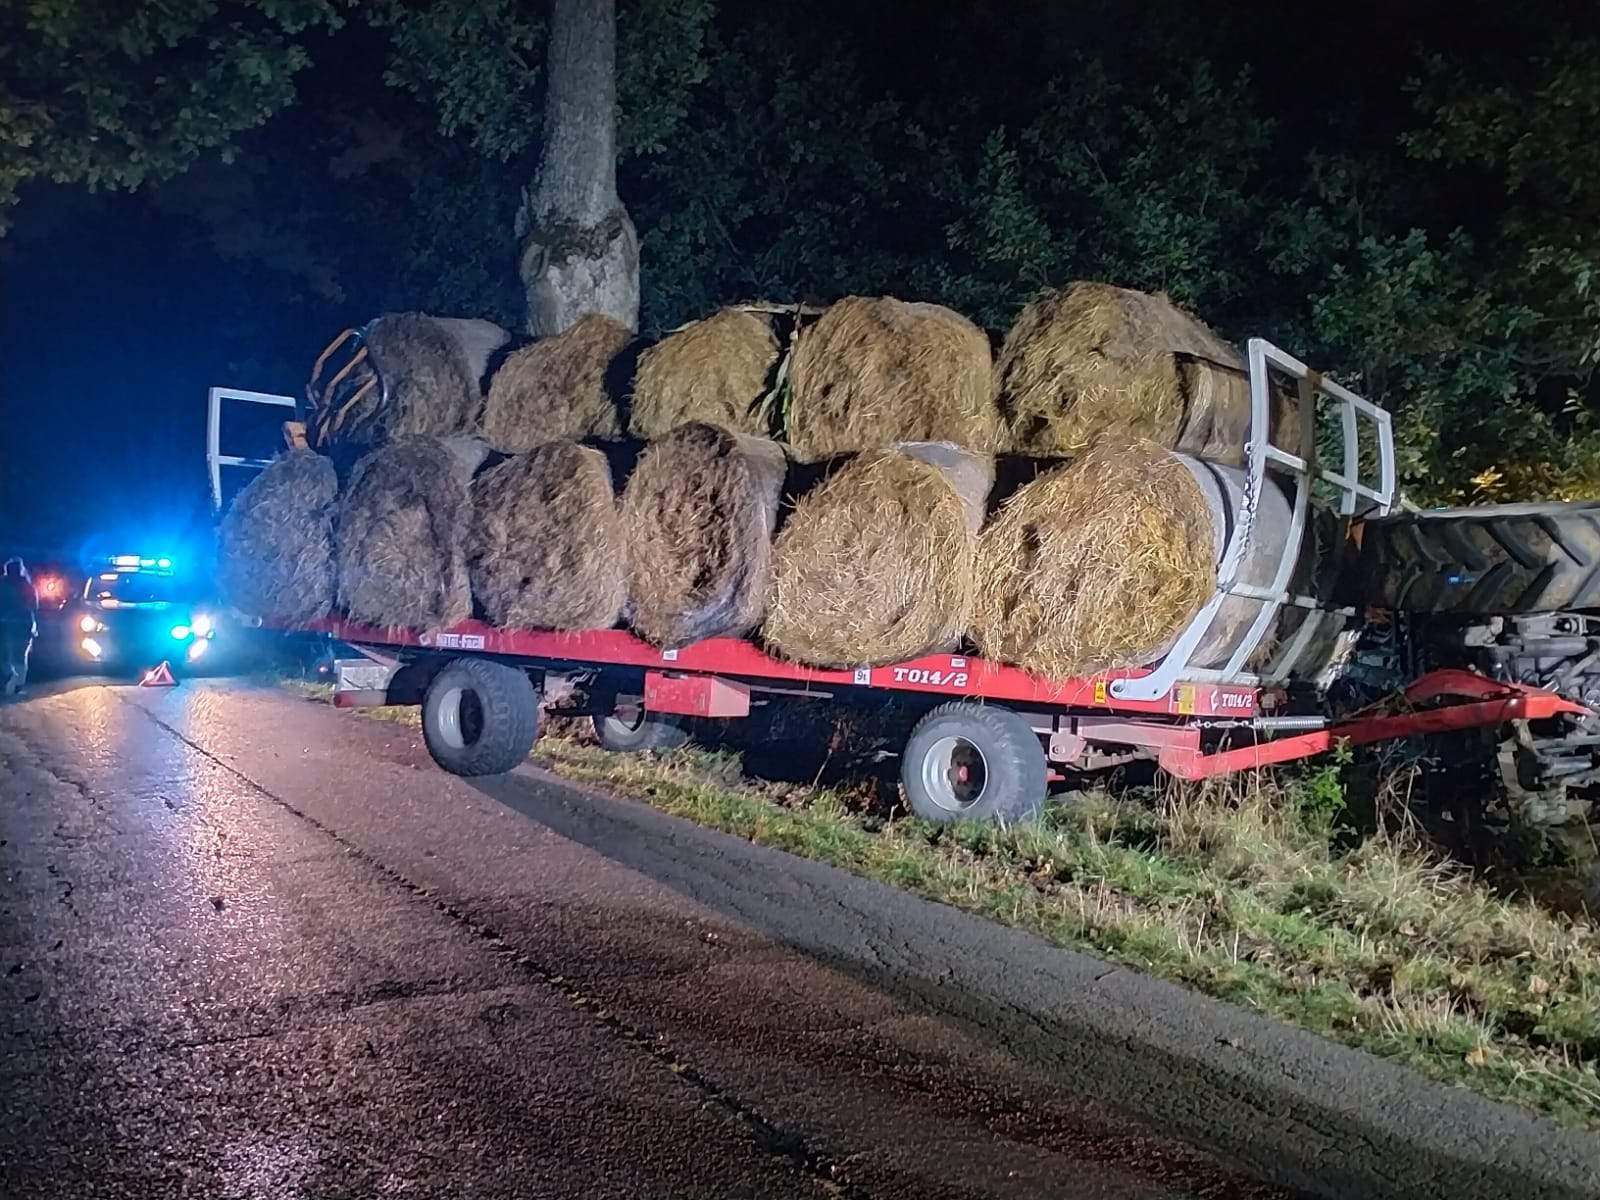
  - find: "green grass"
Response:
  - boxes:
[292,681,1600,1130]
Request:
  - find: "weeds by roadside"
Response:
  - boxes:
[292,680,1600,1130]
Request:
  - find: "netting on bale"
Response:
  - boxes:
[620,422,787,648]
[218,449,338,625]
[335,436,490,630]
[764,443,993,667]
[318,313,508,449]
[629,308,780,439]
[994,283,1258,463]
[466,441,628,631]
[970,440,1217,678]
[787,297,998,459]
[481,314,632,451]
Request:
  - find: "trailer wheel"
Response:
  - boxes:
[901,703,1047,825]
[422,658,540,777]
[592,700,690,752]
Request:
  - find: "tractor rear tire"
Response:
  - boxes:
[1358,502,1600,614]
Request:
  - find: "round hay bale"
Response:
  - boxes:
[335,436,490,630]
[466,441,627,631]
[994,282,1257,462]
[620,423,787,648]
[629,308,780,438]
[787,297,998,459]
[482,314,632,451]
[218,449,338,624]
[326,313,506,448]
[430,316,514,385]
[765,443,994,667]
[971,441,1216,678]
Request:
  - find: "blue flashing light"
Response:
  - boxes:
[170,624,192,640]
[156,557,172,570]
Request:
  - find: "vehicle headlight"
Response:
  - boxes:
[170,624,191,640]
[80,637,103,659]
[191,613,214,637]
[78,615,104,633]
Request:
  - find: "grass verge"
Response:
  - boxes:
[284,680,1600,1130]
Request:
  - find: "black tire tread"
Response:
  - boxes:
[422,657,540,777]
[900,702,1047,825]
[1360,502,1600,614]
[591,709,691,752]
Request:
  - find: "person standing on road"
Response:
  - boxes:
[0,557,39,696]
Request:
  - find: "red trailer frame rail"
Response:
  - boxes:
[1155,672,1590,780]
[304,616,1271,719]
[297,619,1590,781]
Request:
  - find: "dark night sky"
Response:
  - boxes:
[0,25,384,564]
[0,0,1553,566]
[0,194,317,562]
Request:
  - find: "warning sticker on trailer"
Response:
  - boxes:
[1175,686,1196,715]
[1093,680,1107,705]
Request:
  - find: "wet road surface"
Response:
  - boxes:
[2,682,1597,1199]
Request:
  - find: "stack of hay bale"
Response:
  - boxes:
[973,281,1314,677]
[620,296,1003,662]
[224,312,513,628]
[224,307,646,635]
[223,280,1320,686]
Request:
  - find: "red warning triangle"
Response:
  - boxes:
[140,661,178,688]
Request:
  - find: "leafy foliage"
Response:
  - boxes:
[628,28,915,329]
[372,0,543,164]
[15,2,1600,502]
[374,0,712,163]
[0,0,340,231]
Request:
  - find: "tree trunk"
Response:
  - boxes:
[519,0,639,337]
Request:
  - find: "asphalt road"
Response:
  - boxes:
[2,681,1598,1199]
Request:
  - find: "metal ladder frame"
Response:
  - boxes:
[206,386,298,513]
[1111,338,1396,703]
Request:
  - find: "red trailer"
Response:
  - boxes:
[305,614,1582,825]
[252,339,1598,824]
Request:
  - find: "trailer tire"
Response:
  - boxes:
[422,658,540,777]
[1359,502,1600,613]
[592,705,690,752]
[901,703,1047,825]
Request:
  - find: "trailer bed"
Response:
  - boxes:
[304,616,1267,718]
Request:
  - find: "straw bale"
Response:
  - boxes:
[327,313,503,447]
[467,441,627,630]
[787,297,998,458]
[995,283,1257,462]
[620,423,787,647]
[765,443,993,667]
[971,440,1216,677]
[482,314,632,451]
[335,436,490,629]
[218,449,338,624]
[430,316,513,387]
[630,308,780,438]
